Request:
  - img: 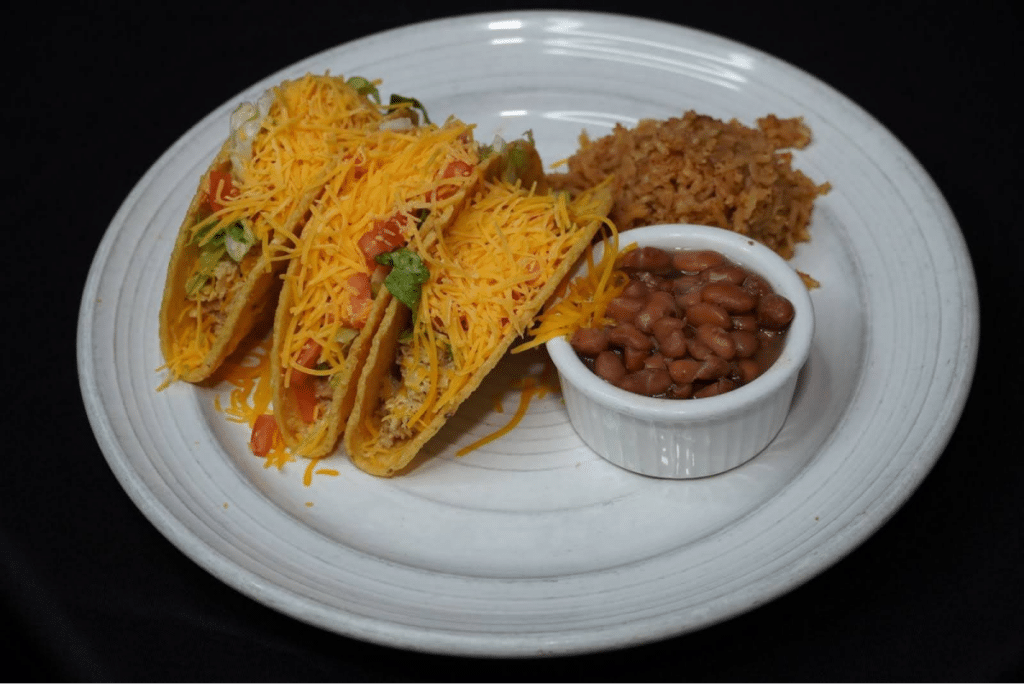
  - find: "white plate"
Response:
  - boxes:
[77,11,977,657]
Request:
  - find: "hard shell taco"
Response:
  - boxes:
[343,141,614,476]
[264,116,482,459]
[158,73,392,385]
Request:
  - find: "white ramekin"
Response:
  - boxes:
[546,224,814,478]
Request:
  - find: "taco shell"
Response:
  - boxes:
[269,118,482,458]
[159,73,386,385]
[344,173,614,476]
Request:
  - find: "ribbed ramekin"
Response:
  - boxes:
[546,224,814,478]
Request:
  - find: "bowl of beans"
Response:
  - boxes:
[545,224,814,478]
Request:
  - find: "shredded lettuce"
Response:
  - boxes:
[224,222,257,262]
[186,219,255,295]
[185,245,226,296]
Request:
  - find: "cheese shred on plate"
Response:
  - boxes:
[214,338,294,472]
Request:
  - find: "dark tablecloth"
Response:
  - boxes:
[7,0,1021,680]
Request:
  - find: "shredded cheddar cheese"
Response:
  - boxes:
[214,337,294,471]
[214,335,341,486]
[275,118,480,457]
[198,74,386,254]
[363,178,612,459]
[164,74,387,380]
[512,220,632,353]
[455,360,558,456]
[280,119,478,387]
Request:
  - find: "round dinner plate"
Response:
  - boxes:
[77,11,977,657]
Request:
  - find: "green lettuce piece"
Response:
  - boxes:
[388,94,431,125]
[346,76,381,104]
[375,248,429,313]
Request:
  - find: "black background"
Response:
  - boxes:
[7,0,1022,681]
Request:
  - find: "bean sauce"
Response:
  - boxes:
[570,247,796,399]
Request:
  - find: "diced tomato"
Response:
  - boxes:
[358,217,407,268]
[432,160,474,200]
[444,159,474,179]
[289,339,322,424]
[208,168,238,212]
[249,414,279,457]
[295,339,322,371]
[292,379,319,423]
[345,273,373,327]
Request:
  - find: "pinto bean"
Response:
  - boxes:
[686,301,732,329]
[651,315,685,339]
[644,352,668,370]
[694,378,737,399]
[620,246,673,273]
[743,273,773,298]
[618,368,672,396]
[649,290,680,315]
[670,274,701,294]
[731,315,759,331]
[605,296,645,324]
[623,346,649,371]
[635,291,680,333]
[688,337,715,361]
[669,382,694,399]
[668,358,701,385]
[607,322,653,351]
[696,324,736,360]
[731,330,760,358]
[701,283,757,314]
[656,327,688,359]
[570,327,609,356]
[734,358,762,384]
[635,271,667,292]
[622,279,651,299]
[699,264,747,285]
[593,350,626,385]
[672,249,725,273]
[757,293,795,329]
[695,355,731,380]
[675,286,705,309]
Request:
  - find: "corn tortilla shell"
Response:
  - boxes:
[344,182,613,477]
[270,137,480,458]
[158,142,319,384]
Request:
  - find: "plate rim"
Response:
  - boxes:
[77,9,979,657]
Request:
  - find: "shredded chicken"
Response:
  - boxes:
[184,255,253,330]
[376,337,455,448]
